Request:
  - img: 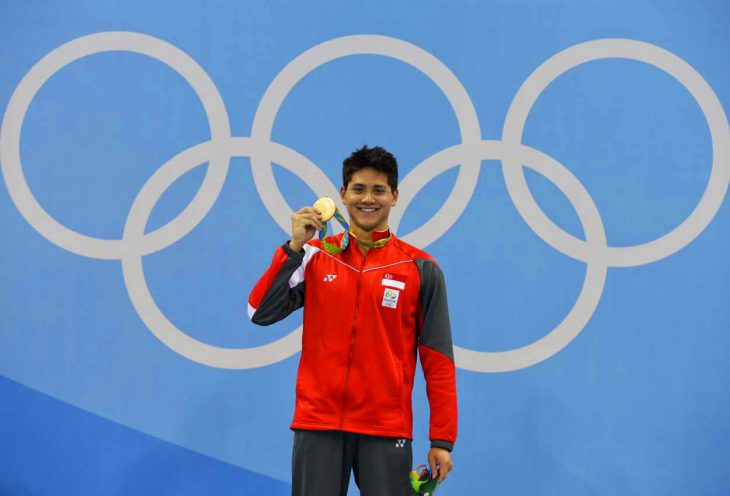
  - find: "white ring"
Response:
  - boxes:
[502,38,730,267]
[122,137,334,368]
[401,142,608,372]
[250,35,481,248]
[0,31,231,259]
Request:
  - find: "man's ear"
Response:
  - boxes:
[391,188,398,206]
[340,185,347,204]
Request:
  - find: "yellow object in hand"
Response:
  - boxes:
[313,196,337,222]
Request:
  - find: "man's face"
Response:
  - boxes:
[340,168,398,233]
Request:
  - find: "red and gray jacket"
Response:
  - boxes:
[248,231,457,451]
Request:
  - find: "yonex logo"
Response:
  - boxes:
[323,274,337,282]
[1,32,727,373]
[395,439,406,448]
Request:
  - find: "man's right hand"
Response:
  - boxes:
[289,207,323,252]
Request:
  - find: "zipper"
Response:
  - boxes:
[339,249,367,428]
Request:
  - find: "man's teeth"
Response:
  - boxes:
[359,208,377,212]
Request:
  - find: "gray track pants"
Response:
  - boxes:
[291,430,413,496]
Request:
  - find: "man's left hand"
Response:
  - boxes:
[427,447,453,483]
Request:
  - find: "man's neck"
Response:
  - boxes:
[350,226,389,242]
[350,226,372,244]
[350,226,390,257]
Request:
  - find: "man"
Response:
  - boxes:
[248,145,457,496]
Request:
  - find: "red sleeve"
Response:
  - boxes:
[419,345,458,448]
[416,258,458,450]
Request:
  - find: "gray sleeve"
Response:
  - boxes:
[251,242,306,326]
[415,258,454,362]
[430,439,454,452]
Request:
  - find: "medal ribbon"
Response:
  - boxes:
[318,208,350,254]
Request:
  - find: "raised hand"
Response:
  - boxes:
[288,207,323,252]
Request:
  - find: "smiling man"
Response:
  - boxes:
[248,145,457,496]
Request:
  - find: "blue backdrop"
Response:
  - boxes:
[1,1,729,494]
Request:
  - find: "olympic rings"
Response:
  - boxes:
[1,32,727,371]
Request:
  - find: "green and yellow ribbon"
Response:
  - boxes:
[318,207,351,254]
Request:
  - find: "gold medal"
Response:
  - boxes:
[313,196,349,253]
[313,196,337,222]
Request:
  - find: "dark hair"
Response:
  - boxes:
[342,145,398,191]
